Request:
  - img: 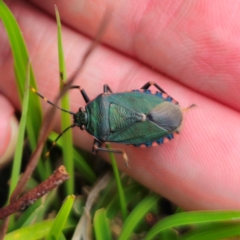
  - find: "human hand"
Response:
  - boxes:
[1,0,240,210]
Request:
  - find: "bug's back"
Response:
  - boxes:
[85,90,183,146]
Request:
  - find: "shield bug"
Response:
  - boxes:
[31,81,194,168]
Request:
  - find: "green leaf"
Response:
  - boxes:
[106,183,144,219]
[106,143,127,221]
[9,199,42,231]
[55,5,74,195]
[46,195,75,240]
[48,132,97,184]
[180,223,240,240]
[94,208,112,240]
[8,63,30,200]
[0,1,42,150]
[146,210,240,240]
[118,193,160,240]
[5,219,54,240]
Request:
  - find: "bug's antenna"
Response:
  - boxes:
[45,123,77,158]
[30,86,74,115]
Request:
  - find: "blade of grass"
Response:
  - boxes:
[92,175,116,211]
[180,223,240,240]
[9,200,42,231]
[158,229,178,240]
[9,183,59,230]
[145,210,240,240]
[8,63,30,201]
[48,132,97,184]
[118,193,160,240]
[0,3,48,213]
[55,5,74,195]
[0,4,43,235]
[5,219,54,240]
[15,201,42,228]
[0,1,42,150]
[106,184,145,219]
[5,57,31,233]
[36,152,52,181]
[46,195,75,240]
[106,143,127,221]
[94,208,112,240]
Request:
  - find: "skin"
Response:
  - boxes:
[0,0,240,210]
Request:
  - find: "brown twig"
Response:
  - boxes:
[0,165,69,220]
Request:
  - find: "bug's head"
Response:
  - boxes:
[73,107,88,130]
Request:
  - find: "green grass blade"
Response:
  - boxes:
[106,143,127,221]
[36,153,52,181]
[118,193,160,240]
[145,210,240,240]
[5,219,54,240]
[106,183,144,219]
[93,175,116,211]
[55,5,74,195]
[0,1,42,150]
[15,201,42,228]
[94,208,112,240]
[158,229,178,240]
[10,186,58,230]
[8,199,42,232]
[180,224,240,240]
[8,63,30,201]
[46,195,75,240]
[48,132,97,184]
[73,150,97,183]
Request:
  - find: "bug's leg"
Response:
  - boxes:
[69,85,90,103]
[141,81,180,104]
[68,84,112,102]
[92,139,129,168]
[141,81,167,94]
[182,103,197,112]
[103,84,113,93]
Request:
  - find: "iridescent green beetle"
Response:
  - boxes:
[32,81,194,167]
